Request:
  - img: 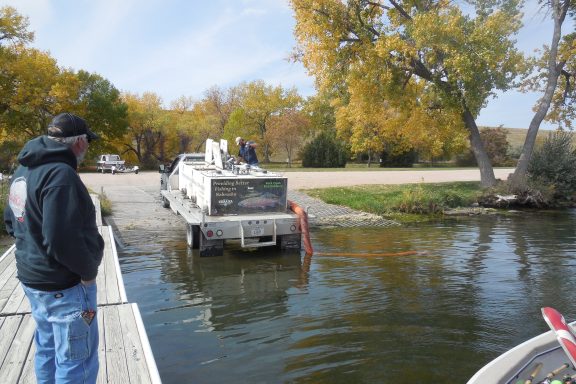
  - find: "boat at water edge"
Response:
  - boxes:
[468,308,576,384]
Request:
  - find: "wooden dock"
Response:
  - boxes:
[0,197,161,383]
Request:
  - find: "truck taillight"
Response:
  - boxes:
[207,230,214,238]
[216,229,223,237]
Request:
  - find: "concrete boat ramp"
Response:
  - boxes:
[0,196,161,383]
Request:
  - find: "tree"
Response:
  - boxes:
[290,0,524,187]
[122,92,165,167]
[0,7,128,165]
[481,127,511,166]
[303,93,336,134]
[0,6,33,46]
[169,95,197,155]
[267,108,310,166]
[65,70,128,155]
[202,85,241,137]
[0,6,33,114]
[0,46,60,139]
[511,0,575,185]
[236,80,303,162]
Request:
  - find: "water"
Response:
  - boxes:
[118,210,576,383]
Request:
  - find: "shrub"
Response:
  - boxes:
[455,127,511,166]
[528,130,576,198]
[301,131,348,168]
[379,149,417,167]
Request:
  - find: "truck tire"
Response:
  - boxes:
[186,224,199,249]
[162,196,170,209]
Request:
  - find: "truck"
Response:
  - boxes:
[96,154,139,174]
[159,139,302,256]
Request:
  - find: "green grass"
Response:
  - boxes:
[306,181,483,218]
[99,192,112,217]
[263,162,494,172]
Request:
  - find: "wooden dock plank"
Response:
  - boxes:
[0,257,16,291]
[0,265,17,314]
[19,339,35,384]
[92,195,103,227]
[118,304,152,384]
[0,246,15,275]
[15,284,31,314]
[103,229,122,305]
[0,314,35,383]
[103,305,131,383]
[0,313,21,367]
[96,307,106,384]
[2,282,26,315]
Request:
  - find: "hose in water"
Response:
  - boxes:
[289,200,419,258]
[288,200,313,255]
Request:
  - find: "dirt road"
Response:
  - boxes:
[80,168,515,192]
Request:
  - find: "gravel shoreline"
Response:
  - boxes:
[79,169,513,227]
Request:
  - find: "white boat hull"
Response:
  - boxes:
[468,322,576,384]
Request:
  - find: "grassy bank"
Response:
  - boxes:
[306,181,483,221]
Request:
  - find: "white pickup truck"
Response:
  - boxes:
[96,154,139,174]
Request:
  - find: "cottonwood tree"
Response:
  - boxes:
[511,0,575,185]
[202,85,241,137]
[0,6,33,46]
[235,80,303,163]
[0,7,127,160]
[122,92,166,167]
[290,0,524,186]
[169,95,196,155]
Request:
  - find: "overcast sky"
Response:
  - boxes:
[1,0,571,129]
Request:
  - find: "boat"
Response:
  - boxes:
[468,307,576,384]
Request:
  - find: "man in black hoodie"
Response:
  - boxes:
[4,113,104,384]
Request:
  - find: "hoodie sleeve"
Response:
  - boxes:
[41,183,104,281]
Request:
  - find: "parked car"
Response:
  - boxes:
[96,154,138,174]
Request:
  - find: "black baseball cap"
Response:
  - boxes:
[47,113,98,142]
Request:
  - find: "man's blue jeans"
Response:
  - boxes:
[23,283,99,384]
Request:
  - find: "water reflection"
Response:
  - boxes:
[119,209,576,384]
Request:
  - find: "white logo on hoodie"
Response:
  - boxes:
[9,177,27,222]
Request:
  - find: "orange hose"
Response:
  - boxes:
[314,251,419,258]
[288,200,314,255]
[288,200,420,258]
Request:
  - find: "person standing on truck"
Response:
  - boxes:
[4,113,104,384]
[235,136,259,166]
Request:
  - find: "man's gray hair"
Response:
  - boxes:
[48,134,86,146]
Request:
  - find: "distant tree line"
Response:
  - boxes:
[1,2,575,202]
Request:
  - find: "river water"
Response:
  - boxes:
[118,209,576,384]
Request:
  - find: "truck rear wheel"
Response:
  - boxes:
[162,196,170,209]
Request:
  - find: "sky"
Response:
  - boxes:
[0,0,572,130]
